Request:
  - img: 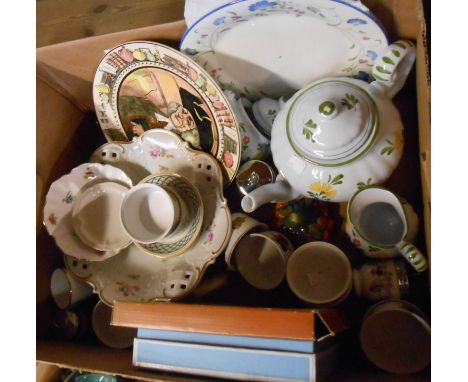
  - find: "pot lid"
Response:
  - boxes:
[286,80,379,166]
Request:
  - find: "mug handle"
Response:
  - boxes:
[396,241,428,272]
[370,40,416,99]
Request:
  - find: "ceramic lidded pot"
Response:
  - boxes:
[241,41,416,212]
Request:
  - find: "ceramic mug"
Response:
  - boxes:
[50,268,93,310]
[235,230,293,290]
[120,182,188,244]
[92,301,136,349]
[353,259,409,301]
[72,181,132,252]
[286,242,352,306]
[360,299,431,374]
[224,212,268,270]
[346,186,427,272]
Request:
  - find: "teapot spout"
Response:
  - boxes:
[241,179,300,213]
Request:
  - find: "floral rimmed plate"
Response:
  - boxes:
[43,163,133,261]
[93,41,241,185]
[69,130,231,304]
[180,0,388,99]
[136,173,204,258]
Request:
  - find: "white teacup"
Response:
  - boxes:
[121,183,185,244]
[50,268,93,310]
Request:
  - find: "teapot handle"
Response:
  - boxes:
[370,40,416,99]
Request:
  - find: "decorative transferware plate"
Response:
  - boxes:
[136,174,204,258]
[180,0,388,99]
[93,41,241,184]
[43,163,133,261]
[67,130,231,305]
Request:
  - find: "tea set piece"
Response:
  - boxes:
[224,90,271,163]
[235,230,294,290]
[235,160,276,197]
[240,40,416,211]
[44,163,133,261]
[345,186,427,272]
[180,0,388,99]
[92,301,136,349]
[225,212,268,270]
[72,181,131,252]
[93,41,241,185]
[353,259,409,301]
[286,242,353,306]
[68,130,231,305]
[251,96,281,138]
[360,299,431,374]
[121,173,204,258]
[50,268,93,310]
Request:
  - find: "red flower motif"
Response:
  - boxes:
[243,136,250,145]
[48,213,57,225]
[223,151,234,168]
[353,238,361,247]
[232,16,241,20]
[95,250,105,257]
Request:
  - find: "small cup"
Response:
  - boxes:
[360,299,431,374]
[286,242,352,306]
[224,212,268,270]
[235,230,293,290]
[50,268,93,310]
[353,259,409,301]
[72,181,131,252]
[92,301,136,349]
[120,183,184,244]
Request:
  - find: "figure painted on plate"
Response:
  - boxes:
[118,67,216,152]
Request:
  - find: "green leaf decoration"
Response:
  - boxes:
[331,174,344,185]
[373,73,388,81]
[349,43,355,49]
[382,56,395,65]
[243,86,251,94]
[392,49,401,57]
[341,93,359,110]
[305,119,317,129]
[348,56,358,61]
[393,41,407,49]
[376,66,391,74]
[239,122,246,132]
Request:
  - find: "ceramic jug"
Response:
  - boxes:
[241,40,416,212]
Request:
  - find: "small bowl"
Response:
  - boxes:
[224,212,268,270]
[235,230,293,290]
[72,181,132,252]
[286,242,352,306]
[92,301,136,349]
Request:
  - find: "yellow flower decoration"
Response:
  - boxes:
[310,181,337,199]
[394,129,404,151]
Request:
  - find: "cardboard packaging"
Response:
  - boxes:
[36,0,430,380]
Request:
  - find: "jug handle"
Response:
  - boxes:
[396,241,428,273]
[370,40,416,99]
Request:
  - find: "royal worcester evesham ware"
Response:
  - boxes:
[72,181,131,252]
[180,0,388,99]
[70,130,231,304]
[123,174,204,258]
[353,259,409,301]
[346,186,427,272]
[50,268,93,310]
[240,40,416,211]
[93,41,241,184]
[224,212,268,270]
[235,230,294,290]
[286,241,352,306]
[92,301,136,349]
[235,160,276,196]
[44,163,133,261]
[360,300,431,374]
[224,90,270,162]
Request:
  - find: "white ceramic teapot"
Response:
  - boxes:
[241,41,416,213]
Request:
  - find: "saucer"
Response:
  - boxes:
[73,130,232,304]
[136,174,204,258]
[44,163,133,261]
[93,41,241,184]
[180,0,388,99]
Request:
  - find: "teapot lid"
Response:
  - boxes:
[286,80,379,166]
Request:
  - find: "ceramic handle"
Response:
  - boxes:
[396,241,428,273]
[371,40,416,99]
[341,0,370,13]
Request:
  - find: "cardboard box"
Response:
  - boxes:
[36,0,430,380]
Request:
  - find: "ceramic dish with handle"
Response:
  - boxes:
[93,41,241,185]
[44,163,133,261]
[180,0,388,99]
[67,130,231,305]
